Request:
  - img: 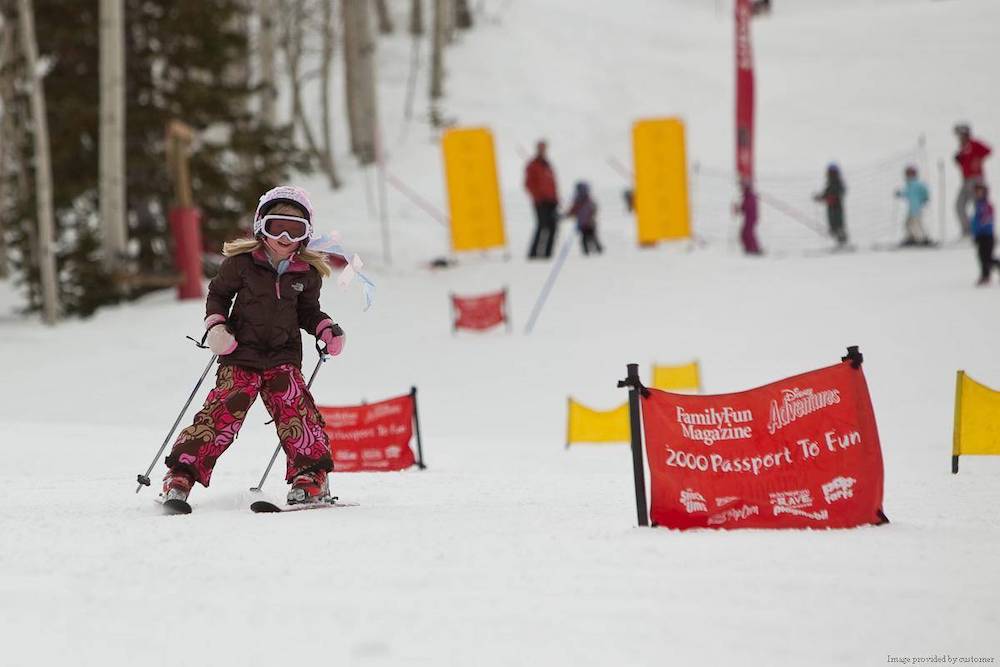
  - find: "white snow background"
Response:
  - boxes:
[1,0,999,665]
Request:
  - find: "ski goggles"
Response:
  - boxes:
[259,214,312,242]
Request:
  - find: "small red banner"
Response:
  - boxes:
[641,361,886,529]
[319,395,416,472]
[452,290,508,331]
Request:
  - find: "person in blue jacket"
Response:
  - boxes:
[970,182,1000,285]
[894,165,931,246]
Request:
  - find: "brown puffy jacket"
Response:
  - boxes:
[205,248,331,370]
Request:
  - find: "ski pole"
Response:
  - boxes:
[250,342,330,492]
[135,353,218,493]
[525,228,576,334]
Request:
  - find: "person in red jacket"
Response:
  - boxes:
[954,123,991,237]
[524,140,560,258]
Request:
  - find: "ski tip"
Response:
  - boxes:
[250,500,283,513]
[161,498,192,515]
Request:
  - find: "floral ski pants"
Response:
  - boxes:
[165,363,332,487]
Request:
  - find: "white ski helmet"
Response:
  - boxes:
[253,185,315,238]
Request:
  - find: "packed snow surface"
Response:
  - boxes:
[2,1,1000,665]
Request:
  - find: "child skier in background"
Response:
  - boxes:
[814,163,849,248]
[970,182,999,286]
[565,181,603,255]
[895,165,931,246]
[162,186,346,506]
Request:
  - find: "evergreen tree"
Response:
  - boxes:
[0,0,309,317]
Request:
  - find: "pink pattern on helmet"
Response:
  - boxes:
[253,185,315,237]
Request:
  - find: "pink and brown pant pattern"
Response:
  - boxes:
[165,363,332,487]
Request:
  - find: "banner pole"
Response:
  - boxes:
[450,293,457,335]
[952,371,964,474]
[504,286,512,333]
[565,396,571,449]
[617,363,649,527]
[411,386,427,469]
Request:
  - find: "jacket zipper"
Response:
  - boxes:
[275,278,281,300]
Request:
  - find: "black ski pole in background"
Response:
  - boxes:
[135,351,218,493]
[250,341,329,492]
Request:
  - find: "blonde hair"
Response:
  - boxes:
[223,203,332,278]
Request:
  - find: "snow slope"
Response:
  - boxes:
[2,1,1000,665]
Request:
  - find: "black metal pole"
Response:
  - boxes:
[135,354,218,492]
[504,286,512,333]
[250,352,328,492]
[450,293,457,335]
[410,386,427,469]
[952,455,959,474]
[411,386,426,469]
[841,345,863,368]
[618,363,649,527]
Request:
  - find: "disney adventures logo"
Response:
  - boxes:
[767,387,841,434]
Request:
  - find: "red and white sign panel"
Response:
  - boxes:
[319,395,416,472]
[452,290,507,331]
[641,361,886,529]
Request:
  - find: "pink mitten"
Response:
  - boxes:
[204,314,237,356]
[316,320,345,356]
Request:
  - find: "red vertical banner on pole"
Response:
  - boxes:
[735,0,755,184]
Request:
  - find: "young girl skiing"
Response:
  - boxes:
[162,186,347,506]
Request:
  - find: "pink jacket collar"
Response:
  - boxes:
[251,247,310,274]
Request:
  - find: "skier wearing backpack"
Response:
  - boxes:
[161,186,346,506]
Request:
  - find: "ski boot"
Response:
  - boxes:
[287,469,330,505]
[161,469,194,503]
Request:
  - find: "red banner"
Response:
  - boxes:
[640,361,886,529]
[452,289,508,332]
[735,0,755,183]
[319,395,417,472]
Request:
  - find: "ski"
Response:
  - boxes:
[250,497,358,513]
[159,498,192,515]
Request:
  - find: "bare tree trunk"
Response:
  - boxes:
[341,0,361,156]
[455,0,473,29]
[409,0,423,36]
[443,0,455,43]
[319,0,340,187]
[283,1,325,168]
[99,0,126,273]
[0,11,15,279]
[258,0,277,126]
[374,0,393,34]
[278,0,339,187]
[342,0,376,164]
[430,0,444,100]
[18,0,58,323]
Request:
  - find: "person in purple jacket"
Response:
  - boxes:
[734,179,762,255]
[970,182,1000,285]
[564,181,603,255]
